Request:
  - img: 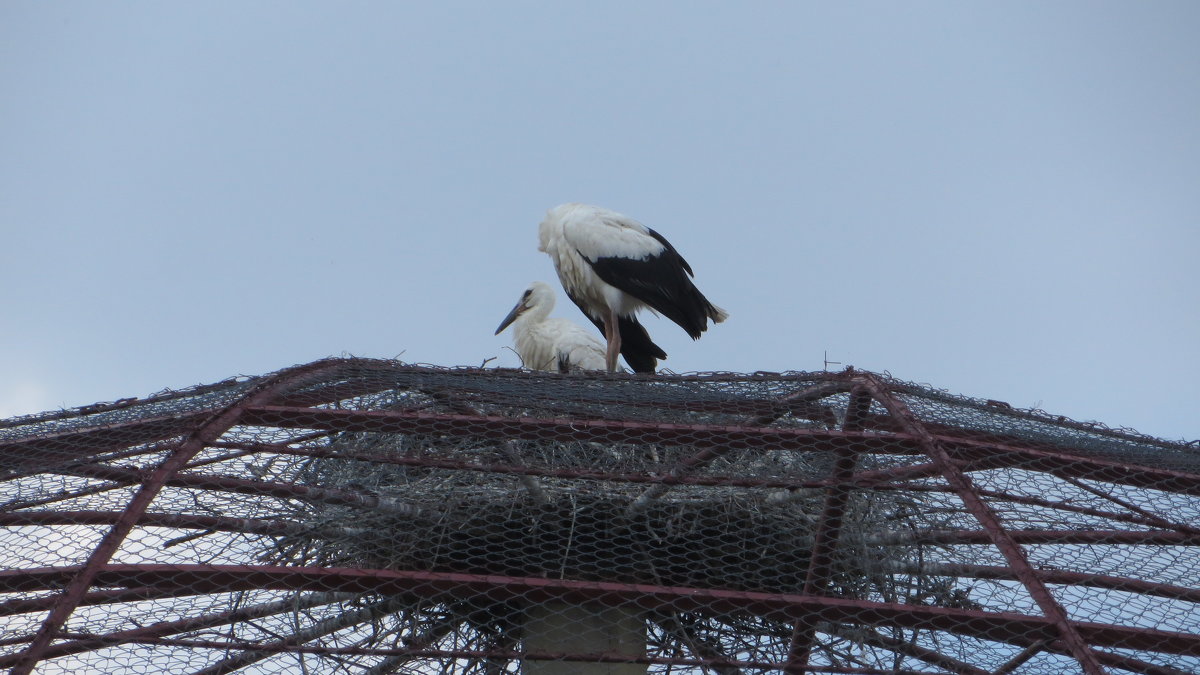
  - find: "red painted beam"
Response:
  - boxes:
[8,511,1195,557]
[53,457,1200,538]
[878,482,1200,535]
[862,529,1200,547]
[860,375,1109,675]
[0,510,323,538]
[51,462,427,518]
[0,414,204,476]
[787,385,875,673]
[3,589,355,667]
[7,360,350,675]
[2,565,1197,657]
[240,404,904,454]
[38,636,957,675]
[907,562,1200,605]
[205,441,850,491]
[237,405,1200,497]
[0,586,195,618]
[0,379,241,433]
[936,435,1200,497]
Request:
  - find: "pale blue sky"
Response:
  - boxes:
[2,2,1197,441]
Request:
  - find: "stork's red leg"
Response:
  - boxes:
[604,308,622,372]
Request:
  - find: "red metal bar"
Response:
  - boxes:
[0,586,184,618]
[0,413,204,476]
[992,640,1050,675]
[8,511,1195,567]
[845,396,1190,458]
[242,404,904,453]
[850,626,990,675]
[0,510,330,539]
[876,482,1200,535]
[883,562,1200,606]
[50,462,426,518]
[1057,473,1200,535]
[786,385,875,673]
[831,404,1198,495]
[42,447,1189,534]
[860,374,1109,675]
[1,435,189,486]
[626,381,857,508]
[2,474,134,511]
[187,440,859,491]
[239,405,1200,496]
[935,435,1200,497]
[878,380,1192,453]
[36,636,957,675]
[1087,649,1196,675]
[0,379,243,431]
[857,529,1200,547]
[8,590,357,667]
[190,594,414,675]
[266,377,397,409]
[747,380,851,426]
[439,379,843,423]
[815,460,949,488]
[49,452,834,508]
[266,363,847,428]
[3,565,1198,657]
[8,360,350,675]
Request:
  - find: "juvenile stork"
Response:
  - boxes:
[495,282,609,373]
[538,203,728,373]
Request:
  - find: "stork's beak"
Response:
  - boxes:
[494,300,525,335]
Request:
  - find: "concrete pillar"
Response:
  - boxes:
[522,601,647,675]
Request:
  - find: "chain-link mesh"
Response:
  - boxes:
[2,358,1197,674]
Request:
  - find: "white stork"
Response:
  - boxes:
[494,281,609,373]
[538,203,728,373]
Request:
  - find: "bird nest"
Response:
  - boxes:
[245,378,978,664]
[276,435,879,594]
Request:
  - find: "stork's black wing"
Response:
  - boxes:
[583,227,719,340]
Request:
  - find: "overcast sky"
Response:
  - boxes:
[2,2,1197,441]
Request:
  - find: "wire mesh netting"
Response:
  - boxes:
[1,357,1197,674]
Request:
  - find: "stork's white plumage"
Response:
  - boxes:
[495,282,609,373]
[538,203,727,373]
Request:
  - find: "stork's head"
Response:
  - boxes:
[494,282,556,335]
[538,203,581,253]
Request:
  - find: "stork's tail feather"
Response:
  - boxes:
[708,303,729,324]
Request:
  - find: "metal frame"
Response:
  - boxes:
[1,358,1197,674]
